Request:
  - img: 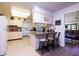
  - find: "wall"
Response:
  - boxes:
[26,13,35,30]
[54,3,79,47]
[8,17,23,27]
[32,6,54,24]
[0,4,11,16]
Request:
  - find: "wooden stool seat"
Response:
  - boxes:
[40,39,46,42]
[48,37,53,40]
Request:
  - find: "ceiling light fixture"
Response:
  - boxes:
[11,7,31,18]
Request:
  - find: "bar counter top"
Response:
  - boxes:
[29,31,50,49]
[29,31,52,49]
[30,31,49,35]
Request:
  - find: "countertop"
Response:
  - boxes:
[30,31,49,35]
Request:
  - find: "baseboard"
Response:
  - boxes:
[23,35,29,37]
[0,53,6,56]
[8,38,23,41]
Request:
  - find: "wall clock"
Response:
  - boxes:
[10,16,15,20]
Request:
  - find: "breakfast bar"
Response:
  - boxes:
[30,31,49,49]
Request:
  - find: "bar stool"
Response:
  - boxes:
[39,33,49,55]
[48,32,56,51]
[54,32,60,48]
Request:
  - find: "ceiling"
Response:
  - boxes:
[0,2,78,12]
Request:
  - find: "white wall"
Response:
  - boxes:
[8,17,23,27]
[54,3,79,47]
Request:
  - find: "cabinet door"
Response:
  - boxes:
[33,12,44,23]
[44,15,53,24]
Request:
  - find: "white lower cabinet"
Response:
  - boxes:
[8,32,22,40]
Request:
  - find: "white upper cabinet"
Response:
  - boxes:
[33,12,53,24]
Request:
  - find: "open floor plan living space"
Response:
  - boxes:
[0,2,79,56]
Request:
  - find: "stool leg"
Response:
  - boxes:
[42,47,43,55]
[46,45,49,52]
[52,43,55,51]
[41,42,44,55]
[71,39,73,43]
[46,41,49,52]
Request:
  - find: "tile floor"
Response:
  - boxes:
[6,37,40,56]
[6,37,79,56]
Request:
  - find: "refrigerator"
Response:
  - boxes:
[0,16,7,55]
[22,22,30,37]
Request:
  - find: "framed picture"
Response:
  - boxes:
[55,20,61,25]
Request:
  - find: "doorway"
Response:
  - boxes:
[64,11,79,47]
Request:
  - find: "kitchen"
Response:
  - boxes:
[0,3,54,55]
[0,2,77,56]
